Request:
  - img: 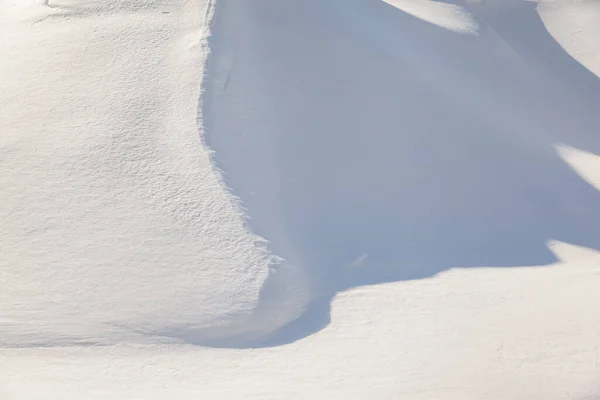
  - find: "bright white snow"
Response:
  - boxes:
[0,0,306,348]
[2,0,600,398]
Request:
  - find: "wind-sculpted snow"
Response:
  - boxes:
[202,0,600,346]
[3,0,600,398]
[0,0,307,348]
[2,0,600,356]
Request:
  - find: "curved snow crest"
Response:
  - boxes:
[383,0,479,34]
[202,0,600,347]
[0,0,309,348]
[192,0,311,346]
[146,259,310,347]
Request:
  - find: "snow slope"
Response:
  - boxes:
[2,0,600,398]
[204,0,600,345]
[0,0,306,348]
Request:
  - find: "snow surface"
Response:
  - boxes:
[2,0,600,398]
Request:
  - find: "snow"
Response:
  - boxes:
[0,0,306,348]
[2,0,600,398]
[204,0,600,345]
[382,0,479,34]
[3,262,600,399]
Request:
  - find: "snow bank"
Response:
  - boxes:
[203,0,600,344]
[0,0,306,348]
[3,0,599,351]
[3,0,600,397]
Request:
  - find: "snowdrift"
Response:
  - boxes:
[0,0,306,348]
[2,0,600,350]
[203,0,600,345]
[3,0,600,398]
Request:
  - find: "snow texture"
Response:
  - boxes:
[0,0,307,348]
[203,0,600,346]
[2,0,600,397]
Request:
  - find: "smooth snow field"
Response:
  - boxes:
[2,0,600,398]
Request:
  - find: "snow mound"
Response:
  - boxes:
[203,0,600,345]
[3,0,600,350]
[0,0,307,348]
